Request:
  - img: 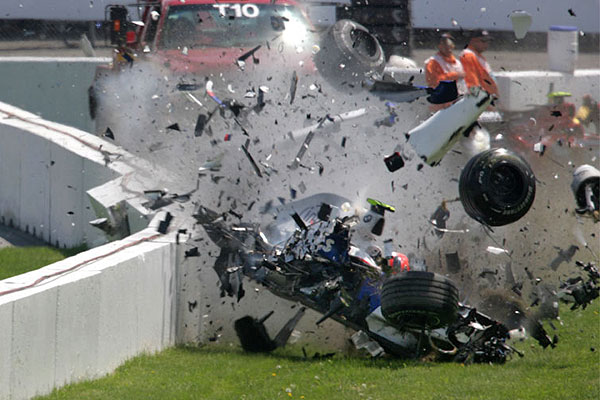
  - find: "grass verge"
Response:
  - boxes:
[40,302,599,400]
[0,245,86,280]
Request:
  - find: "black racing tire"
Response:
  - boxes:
[459,148,536,227]
[381,271,459,329]
[314,19,385,89]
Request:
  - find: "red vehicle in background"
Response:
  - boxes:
[89,0,387,122]
[89,1,320,119]
[499,92,600,153]
[110,0,317,73]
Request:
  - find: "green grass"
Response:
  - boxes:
[40,302,600,400]
[0,246,86,280]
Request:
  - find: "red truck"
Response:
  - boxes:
[89,0,387,123]
[110,0,315,72]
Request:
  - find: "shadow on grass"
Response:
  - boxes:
[58,244,88,258]
[0,244,88,280]
[175,342,425,371]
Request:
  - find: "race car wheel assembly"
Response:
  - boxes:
[571,164,600,213]
[314,19,386,89]
[381,271,459,329]
[459,148,536,226]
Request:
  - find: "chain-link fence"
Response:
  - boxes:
[0,17,597,58]
[0,20,113,54]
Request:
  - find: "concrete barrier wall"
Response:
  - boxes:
[0,101,190,248]
[0,57,110,133]
[495,69,600,111]
[0,104,118,248]
[383,67,600,111]
[0,102,195,399]
[0,228,177,400]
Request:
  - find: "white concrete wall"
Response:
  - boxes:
[0,101,191,248]
[0,1,133,21]
[495,69,600,111]
[0,102,196,399]
[0,104,117,248]
[0,58,110,133]
[0,228,177,400]
[411,0,600,33]
[383,67,600,111]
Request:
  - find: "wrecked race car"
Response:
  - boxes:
[194,192,536,363]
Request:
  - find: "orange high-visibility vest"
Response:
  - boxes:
[425,53,466,94]
[460,46,498,95]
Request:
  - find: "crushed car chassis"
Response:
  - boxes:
[194,193,551,364]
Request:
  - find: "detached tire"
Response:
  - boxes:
[459,148,536,226]
[571,164,600,212]
[381,271,459,329]
[314,19,385,89]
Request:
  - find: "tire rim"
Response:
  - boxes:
[349,28,378,58]
[488,162,527,207]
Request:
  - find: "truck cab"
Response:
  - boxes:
[106,0,316,73]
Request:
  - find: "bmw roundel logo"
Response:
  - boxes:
[363,214,373,223]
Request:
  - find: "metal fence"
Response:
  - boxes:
[0,20,111,53]
[0,18,597,56]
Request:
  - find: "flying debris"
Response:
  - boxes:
[241,140,263,178]
[486,246,510,255]
[571,164,600,220]
[194,114,208,137]
[383,151,405,172]
[510,10,533,39]
[289,71,298,104]
[288,110,366,141]
[289,130,316,170]
[407,87,492,166]
[367,78,458,104]
[166,123,181,132]
[157,212,173,234]
[235,307,306,352]
[103,127,115,140]
[142,189,173,210]
[558,261,599,310]
[236,45,262,70]
[185,247,200,258]
[198,153,225,172]
[177,82,201,91]
[430,200,450,237]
